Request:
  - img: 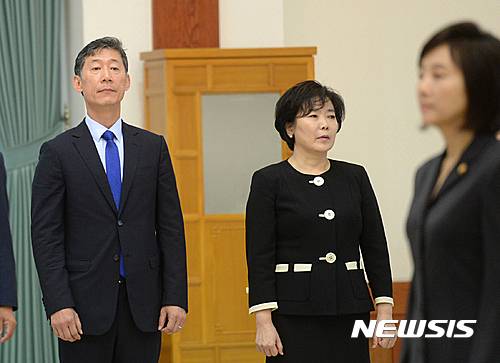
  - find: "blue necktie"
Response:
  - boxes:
[102,130,126,278]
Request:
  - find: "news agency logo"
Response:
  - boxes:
[351,320,477,338]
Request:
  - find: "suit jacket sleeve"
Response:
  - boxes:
[0,153,17,309]
[358,166,393,299]
[469,162,500,362]
[156,136,188,311]
[31,142,75,317]
[245,170,277,308]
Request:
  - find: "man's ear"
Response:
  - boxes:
[125,73,131,91]
[72,75,83,96]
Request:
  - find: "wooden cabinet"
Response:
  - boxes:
[141,47,315,363]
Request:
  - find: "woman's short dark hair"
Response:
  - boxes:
[275,80,345,150]
[420,22,500,134]
[74,37,128,77]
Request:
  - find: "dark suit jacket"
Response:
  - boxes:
[0,152,17,309]
[31,121,187,335]
[246,160,392,315]
[402,135,500,363]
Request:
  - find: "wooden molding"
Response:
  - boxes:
[141,47,317,61]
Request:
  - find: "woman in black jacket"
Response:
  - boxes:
[401,22,500,363]
[245,80,395,362]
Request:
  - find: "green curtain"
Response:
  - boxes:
[0,1,63,362]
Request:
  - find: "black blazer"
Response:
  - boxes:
[31,121,187,334]
[246,160,392,315]
[0,153,17,309]
[402,135,500,363]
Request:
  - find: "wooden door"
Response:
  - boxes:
[142,48,316,363]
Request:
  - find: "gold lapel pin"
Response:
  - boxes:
[457,162,468,176]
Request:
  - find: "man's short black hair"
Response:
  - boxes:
[74,37,128,76]
[275,80,345,150]
[420,22,500,134]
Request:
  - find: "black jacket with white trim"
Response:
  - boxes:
[245,159,393,316]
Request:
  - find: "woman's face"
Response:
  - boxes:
[418,44,468,129]
[287,99,339,154]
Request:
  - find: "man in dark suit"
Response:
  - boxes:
[31,37,187,363]
[0,152,17,344]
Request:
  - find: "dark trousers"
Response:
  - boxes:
[58,281,161,363]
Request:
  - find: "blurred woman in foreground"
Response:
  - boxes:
[402,22,500,363]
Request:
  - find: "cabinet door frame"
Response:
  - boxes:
[142,47,315,363]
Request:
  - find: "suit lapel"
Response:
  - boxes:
[409,156,441,273]
[119,122,140,215]
[415,156,441,219]
[405,156,441,328]
[410,134,493,255]
[434,134,493,200]
[71,120,118,215]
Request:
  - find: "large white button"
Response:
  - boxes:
[309,176,324,186]
[319,209,335,220]
[325,252,336,263]
[319,252,337,264]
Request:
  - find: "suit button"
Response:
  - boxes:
[309,176,324,186]
[117,220,124,227]
[319,252,337,263]
[113,254,120,262]
[319,209,335,220]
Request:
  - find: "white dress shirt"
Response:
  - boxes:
[85,115,124,179]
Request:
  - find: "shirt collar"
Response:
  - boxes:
[85,115,123,144]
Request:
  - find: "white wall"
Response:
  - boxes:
[219,0,284,47]
[66,0,85,125]
[66,0,152,128]
[283,0,500,280]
